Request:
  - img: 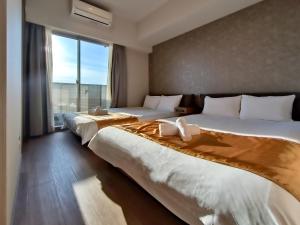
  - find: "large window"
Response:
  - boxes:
[51,33,110,126]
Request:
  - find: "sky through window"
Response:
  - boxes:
[52,34,109,85]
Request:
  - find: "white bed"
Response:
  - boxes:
[63,107,178,144]
[88,114,300,225]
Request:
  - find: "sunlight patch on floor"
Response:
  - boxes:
[73,176,127,225]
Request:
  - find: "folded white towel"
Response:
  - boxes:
[159,122,178,136]
[98,109,108,115]
[176,117,192,142]
[95,106,101,112]
[88,106,108,116]
[159,122,201,137]
[188,124,201,135]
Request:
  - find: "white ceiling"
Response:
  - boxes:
[88,0,169,22]
[137,0,263,47]
[86,0,263,50]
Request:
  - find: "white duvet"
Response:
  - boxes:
[63,107,178,144]
[88,114,300,225]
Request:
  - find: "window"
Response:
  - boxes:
[51,33,110,127]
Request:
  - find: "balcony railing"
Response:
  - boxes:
[52,82,108,126]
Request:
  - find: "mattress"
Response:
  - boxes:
[88,114,300,225]
[63,107,178,144]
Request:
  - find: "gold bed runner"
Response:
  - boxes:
[78,112,138,129]
[115,121,300,202]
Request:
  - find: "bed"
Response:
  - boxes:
[88,93,300,225]
[63,107,179,144]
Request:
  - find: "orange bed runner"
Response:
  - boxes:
[116,121,300,202]
[79,112,138,129]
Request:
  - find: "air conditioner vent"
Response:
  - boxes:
[72,0,112,27]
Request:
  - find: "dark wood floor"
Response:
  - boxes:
[13,130,186,225]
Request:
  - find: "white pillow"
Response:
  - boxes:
[240,95,295,121]
[157,95,183,112]
[202,96,242,118]
[143,95,161,109]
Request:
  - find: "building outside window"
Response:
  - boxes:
[51,33,110,127]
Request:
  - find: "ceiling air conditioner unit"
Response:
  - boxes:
[72,0,112,27]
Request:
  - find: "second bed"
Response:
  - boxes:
[63,107,179,144]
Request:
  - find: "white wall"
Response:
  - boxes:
[25,0,150,107]
[5,0,23,224]
[126,48,149,106]
[25,0,151,53]
[0,0,7,223]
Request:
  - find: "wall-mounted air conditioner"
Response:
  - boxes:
[72,0,112,27]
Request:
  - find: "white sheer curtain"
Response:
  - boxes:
[45,28,54,132]
[105,44,113,108]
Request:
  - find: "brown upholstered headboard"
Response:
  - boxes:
[179,94,194,107]
[193,93,300,121]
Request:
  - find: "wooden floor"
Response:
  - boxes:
[13,130,186,225]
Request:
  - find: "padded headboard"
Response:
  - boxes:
[147,94,195,108]
[194,93,300,121]
[179,94,195,107]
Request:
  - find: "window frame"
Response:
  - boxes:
[51,31,110,112]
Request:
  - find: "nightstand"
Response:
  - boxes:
[175,107,195,116]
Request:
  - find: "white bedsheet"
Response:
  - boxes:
[63,107,178,144]
[88,114,300,225]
